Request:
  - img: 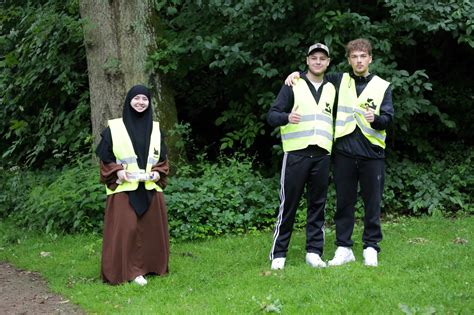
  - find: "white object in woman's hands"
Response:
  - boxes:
[116,170,158,183]
[126,171,159,182]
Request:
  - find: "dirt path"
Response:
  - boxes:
[0,262,85,314]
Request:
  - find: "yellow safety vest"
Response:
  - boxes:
[335,73,390,148]
[105,118,163,195]
[280,78,336,153]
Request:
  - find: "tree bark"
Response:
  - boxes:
[79,0,179,161]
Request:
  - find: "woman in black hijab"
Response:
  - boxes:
[96,85,170,286]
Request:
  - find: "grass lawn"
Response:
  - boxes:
[0,215,472,314]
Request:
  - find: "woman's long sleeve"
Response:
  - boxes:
[152,159,170,189]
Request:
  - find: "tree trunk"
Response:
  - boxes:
[79,0,179,162]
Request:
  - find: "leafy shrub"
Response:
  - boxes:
[3,149,472,237]
[0,166,55,219]
[166,155,280,240]
[9,160,105,234]
[384,147,474,216]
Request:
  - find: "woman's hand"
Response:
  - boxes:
[117,170,129,182]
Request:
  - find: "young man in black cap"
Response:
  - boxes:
[267,43,336,270]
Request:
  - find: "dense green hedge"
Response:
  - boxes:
[1,151,472,239]
[384,148,474,216]
[0,161,105,234]
[165,156,279,240]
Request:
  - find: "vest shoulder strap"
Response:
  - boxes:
[369,75,390,90]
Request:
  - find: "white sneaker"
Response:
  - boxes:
[328,247,355,266]
[271,257,286,270]
[134,275,147,286]
[363,247,378,267]
[305,253,327,268]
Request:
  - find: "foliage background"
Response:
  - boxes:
[0,0,473,236]
[0,0,90,168]
[151,0,474,162]
[1,150,472,238]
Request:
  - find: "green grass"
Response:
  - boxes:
[1,216,473,314]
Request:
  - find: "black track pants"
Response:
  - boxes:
[269,153,330,260]
[333,153,384,251]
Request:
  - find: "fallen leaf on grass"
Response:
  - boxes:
[260,271,272,276]
[408,237,428,244]
[399,303,436,314]
[177,251,197,259]
[40,251,51,257]
[452,237,468,244]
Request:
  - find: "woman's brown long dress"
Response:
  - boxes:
[100,160,170,285]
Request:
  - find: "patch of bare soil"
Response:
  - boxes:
[0,262,85,314]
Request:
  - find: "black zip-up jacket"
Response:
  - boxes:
[267,72,336,157]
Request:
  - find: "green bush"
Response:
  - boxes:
[384,147,474,216]
[0,166,53,219]
[9,160,105,234]
[2,150,471,238]
[166,155,280,240]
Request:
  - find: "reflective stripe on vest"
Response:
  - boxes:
[335,73,390,148]
[105,118,163,195]
[280,78,335,153]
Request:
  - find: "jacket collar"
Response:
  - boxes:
[350,72,374,83]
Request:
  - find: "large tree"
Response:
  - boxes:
[79,0,178,155]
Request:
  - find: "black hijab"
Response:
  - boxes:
[122,85,154,216]
[122,84,153,169]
